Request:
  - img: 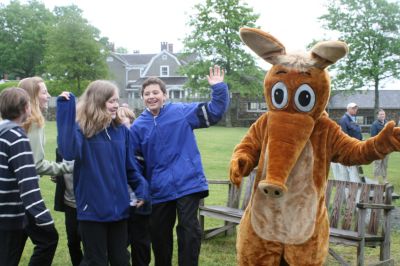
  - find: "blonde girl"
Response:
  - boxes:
[18,77,72,175]
[57,80,148,265]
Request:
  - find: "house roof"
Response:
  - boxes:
[113,53,155,66]
[328,90,400,109]
[127,77,188,88]
[112,52,192,66]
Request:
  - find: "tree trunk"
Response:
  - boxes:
[225,83,232,127]
[374,78,379,115]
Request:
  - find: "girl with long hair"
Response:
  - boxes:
[57,80,148,266]
[18,77,72,175]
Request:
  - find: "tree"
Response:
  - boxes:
[0,0,54,78]
[115,47,128,54]
[181,0,264,126]
[319,0,400,113]
[44,5,108,93]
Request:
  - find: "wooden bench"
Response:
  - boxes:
[199,176,395,266]
[198,170,255,239]
[326,180,395,266]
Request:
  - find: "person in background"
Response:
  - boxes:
[370,108,389,183]
[0,87,56,266]
[116,106,148,266]
[117,106,136,128]
[52,149,84,266]
[130,65,229,266]
[335,102,363,182]
[57,80,149,266]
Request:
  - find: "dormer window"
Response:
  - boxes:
[160,66,169,77]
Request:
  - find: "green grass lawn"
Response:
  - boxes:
[19,122,399,265]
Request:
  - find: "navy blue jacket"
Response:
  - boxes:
[339,113,362,140]
[130,82,229,205]
[370,119,386,137]
[56,94,148,222]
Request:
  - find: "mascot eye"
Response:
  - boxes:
[271,82,288,109]
[294,84,315,112]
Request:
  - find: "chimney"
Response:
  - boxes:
[168,43,173,53]
[161,42,168,51]
[109,42,115,52]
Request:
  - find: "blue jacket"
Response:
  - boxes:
[56,94,148,222]
[370,119,386,137]
[339,113,362,140]
[130,82,229,205]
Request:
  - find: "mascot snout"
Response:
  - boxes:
[260,111,315,196]
[258,182,283,198]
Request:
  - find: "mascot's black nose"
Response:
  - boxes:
[258,183,283,198]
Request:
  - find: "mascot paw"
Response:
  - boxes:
[229,168,242,187]
[229,157,252,187]
[376,121,400,153]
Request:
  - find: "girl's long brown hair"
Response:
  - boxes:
[77,80,121,138]
[18,77,45,132]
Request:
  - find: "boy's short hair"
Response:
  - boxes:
[0,87,30,120]
[141,77,167,96]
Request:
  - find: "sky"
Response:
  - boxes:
[0,0,329,69]
[1,0,399,88]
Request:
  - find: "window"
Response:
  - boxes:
[247,102,258,111]
[168,90,181,99]
[247,102,267,112]
[259,102,267,111]
[173,90,180,99]
[356,116,364,125]
[160,66,169,77]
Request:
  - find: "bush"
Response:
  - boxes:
[0,81,19,91]
[0,79,91,97]
[46,80,91,97]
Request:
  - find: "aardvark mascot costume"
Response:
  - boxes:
[229,27,400,266]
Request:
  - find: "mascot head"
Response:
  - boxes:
[239,28,348,197]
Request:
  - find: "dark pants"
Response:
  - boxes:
[128,213,151,266]
[65,205,84,266]
[25,213,59,266]
[0,229,26,266]
[150,194,202,266]
[79,219,129,266]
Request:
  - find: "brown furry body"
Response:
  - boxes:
[230,28,400,265]
[234,114,387,265]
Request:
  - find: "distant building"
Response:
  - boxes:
[327,90,400,131]
[231,90,400,128]
[106,42,196,99]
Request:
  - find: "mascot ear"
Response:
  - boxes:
[311,41,349,69]
[239,27,286,65]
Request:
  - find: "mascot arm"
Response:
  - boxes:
[229,116,266,187]
[331,121,400,165]
[372,121,400,154]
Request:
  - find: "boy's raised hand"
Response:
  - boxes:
[207,65,225,85]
